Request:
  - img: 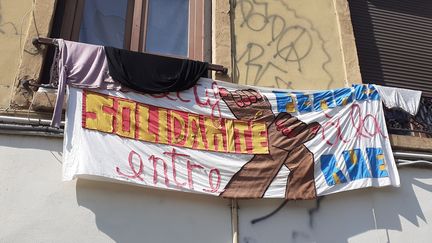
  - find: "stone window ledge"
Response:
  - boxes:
[390,134,432,153]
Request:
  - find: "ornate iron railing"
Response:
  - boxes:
[385,96,432,138]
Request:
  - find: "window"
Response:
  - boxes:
[39,0,209,84]
[52,0,207,60]
[78,0,130,49]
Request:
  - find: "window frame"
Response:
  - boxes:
[57,0,206,61]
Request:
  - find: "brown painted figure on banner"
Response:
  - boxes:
[219,88,321,199]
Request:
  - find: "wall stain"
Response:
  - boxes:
[0,1,19,35]
[243,236,259,243]
[292,230,314,243]
[308,196,324,229]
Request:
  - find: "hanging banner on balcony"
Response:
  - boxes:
[63,78,410,199]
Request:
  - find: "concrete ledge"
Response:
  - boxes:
[0,109,52,120]
[390,134,432,153]
[30,88,58,112]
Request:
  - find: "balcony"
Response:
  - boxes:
[386,96,432,152]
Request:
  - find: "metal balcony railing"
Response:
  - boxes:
[385,96,432,138]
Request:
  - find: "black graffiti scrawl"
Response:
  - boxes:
[234,0,335,89]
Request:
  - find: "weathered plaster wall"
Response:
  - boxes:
[232,0,348,90]
[0,0,32,108]
[1,135,432,243]
[10,0,56,109]
[0,134,232,243]
[212,0,233,82]
[333,0,362,85]
[238,167,432,243]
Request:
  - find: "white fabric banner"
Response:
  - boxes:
[63,78,408,199]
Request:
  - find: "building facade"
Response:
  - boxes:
[1,0,432,242]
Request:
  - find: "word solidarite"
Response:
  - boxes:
[82,91,269,154]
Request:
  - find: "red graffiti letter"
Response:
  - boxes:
[203,168,221,193]
[163,148,188,188]
[149,155,169,187]
[187,160,204,190]
[116,150,144,182]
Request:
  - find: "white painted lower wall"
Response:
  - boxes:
[0,134,431,243]
[238,167,432,243]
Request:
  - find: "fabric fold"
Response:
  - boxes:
[51,39,122,127]
[50,39,208,128]
[104,46,209,94]
[373,84,422,116]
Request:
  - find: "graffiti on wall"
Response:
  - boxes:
[0,1,19,35]
[233,0,345,90]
